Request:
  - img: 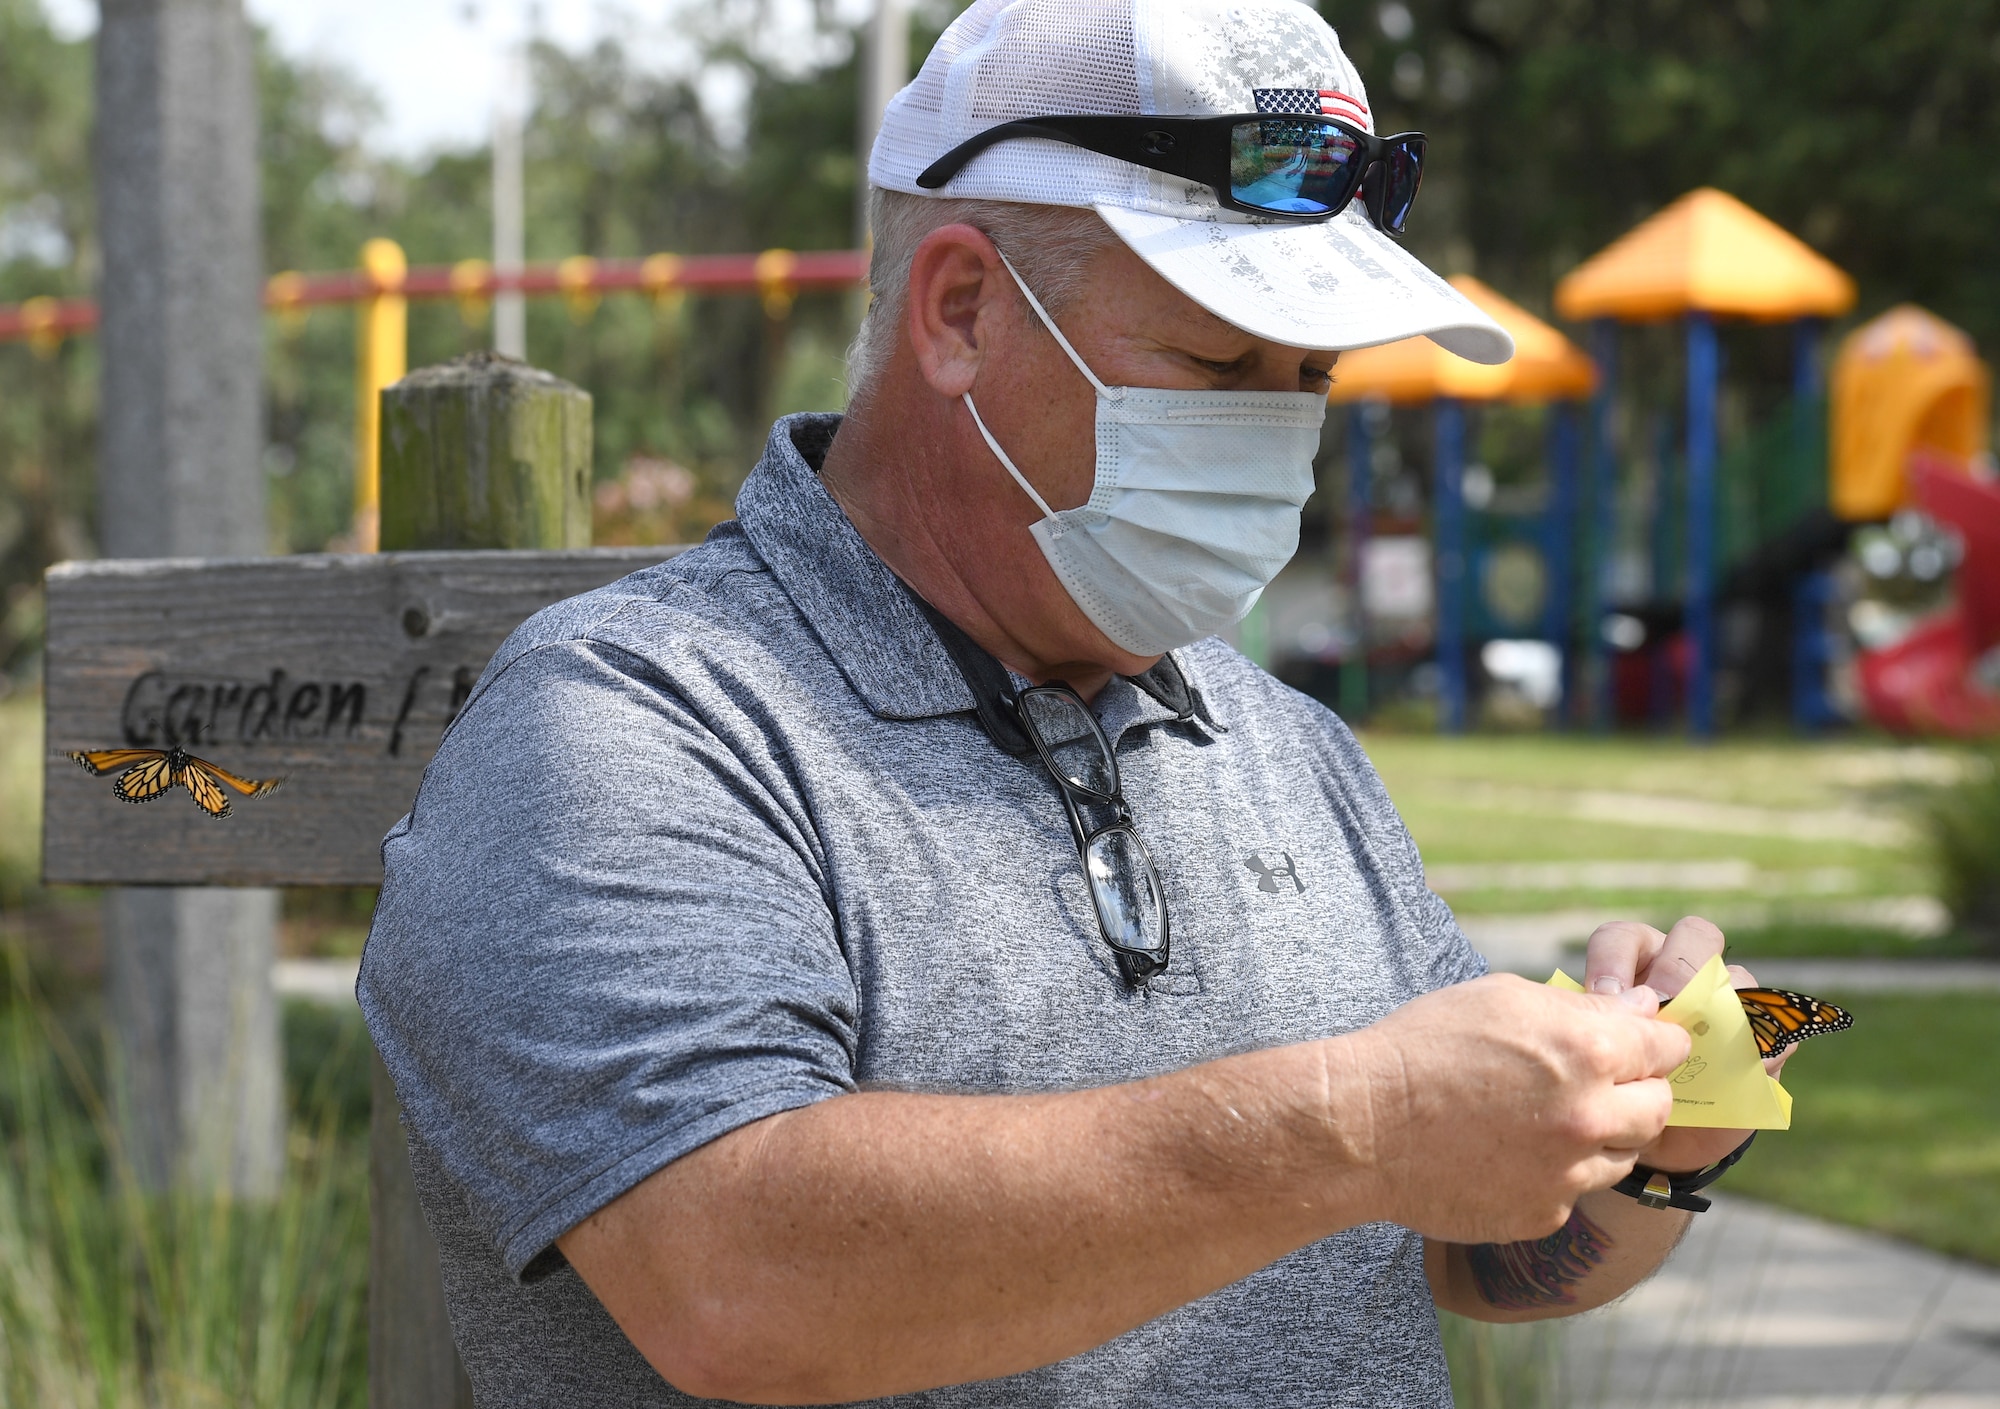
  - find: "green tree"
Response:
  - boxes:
[0,0,95,684]
[1323,0,2000,353]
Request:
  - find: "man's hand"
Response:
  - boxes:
[558,971,1693,1401]
[1348,974,1690,1245]
[1582,915,1788,1172]
[1425,915,1781,1326]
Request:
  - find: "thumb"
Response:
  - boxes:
[1615,984,1660,1016]
[1582,985,1687,1079]
[1579,985,1660,1017]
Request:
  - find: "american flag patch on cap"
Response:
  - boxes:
[1253,87,1371,127]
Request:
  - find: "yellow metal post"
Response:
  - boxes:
[557,255,600,323]
[20,296,63,358]
[754,247,799,319]
[354,238,408,552]
[449,258,493,330]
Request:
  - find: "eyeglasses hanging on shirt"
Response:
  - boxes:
[1015,683,1170,983]
[906,590,1195,985]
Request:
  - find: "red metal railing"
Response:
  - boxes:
[0,248,871,349]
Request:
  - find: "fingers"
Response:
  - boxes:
[1638,915,1727,999]
[1631,1003,1691,1077]
[1591,1075,1676,1151]
[1583,920,1666,996]
[1726,963,1758,989]
[1614,985,1660,1017]
[1568,988,1688,1082]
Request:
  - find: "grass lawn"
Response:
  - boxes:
[1728,991,2000,1266]
[1361,732,1949,919]
[1360,732,2000,1270]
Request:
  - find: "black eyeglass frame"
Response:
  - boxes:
[915,113,1427,236]
[1012,682,1172,984]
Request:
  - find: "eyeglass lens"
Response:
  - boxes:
[1085,826,1167,958]
[1228,118,1365,215]
[1018,689,1116,798]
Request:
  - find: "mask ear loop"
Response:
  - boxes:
[961,247,1108,524]
[993,250,1111,395]
[961,391,1057,520]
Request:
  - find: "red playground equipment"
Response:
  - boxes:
[1832,307,1998,737]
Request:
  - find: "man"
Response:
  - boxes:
[361,0,1782,1403]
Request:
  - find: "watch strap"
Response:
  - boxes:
[1612,1132,1757,1213]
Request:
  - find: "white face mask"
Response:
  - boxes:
[962,254,1328,658]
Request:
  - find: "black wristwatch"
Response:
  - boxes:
[1612,1133,1756,1213]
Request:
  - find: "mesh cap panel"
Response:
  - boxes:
[866,0,1516,363]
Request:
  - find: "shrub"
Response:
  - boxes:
[1928,750,2000,955]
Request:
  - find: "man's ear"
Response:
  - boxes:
[904,224,1010,400]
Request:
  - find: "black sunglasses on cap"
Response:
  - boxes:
[916,113,1426,236]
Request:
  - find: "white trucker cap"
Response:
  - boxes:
[869,0,1514,365]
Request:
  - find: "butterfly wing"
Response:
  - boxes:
[112,754,178,805]
[1737,987,1854,1059]
[179,758,234,818]
[196,759,285,798]
[1743,1004,1786,1061]
[71,748,164,776]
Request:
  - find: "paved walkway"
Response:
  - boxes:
[1563,1194,2000,1408]
[1459,913,1994,990]
[274,957,360,1004]
[1734,959,2000,993]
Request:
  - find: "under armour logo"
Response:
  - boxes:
[1244,852,1305,894]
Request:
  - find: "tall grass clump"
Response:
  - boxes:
[1927,749,2000,954]
[0,951,367,1407]
[1439,1311,1567,1409]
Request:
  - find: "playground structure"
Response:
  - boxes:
[1327,275,1597,731]
[1834,308,1998,736]
[1319,189,1997,738]
[5,207,1995,737]
[1555,187,1857,738]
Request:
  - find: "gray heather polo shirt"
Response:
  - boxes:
[360,412,1485,1408]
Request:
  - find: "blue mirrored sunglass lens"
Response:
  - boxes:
[1227,119,1363,214]
[1380,140,1424,232]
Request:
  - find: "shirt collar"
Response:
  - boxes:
[737,414,970,720]
[736,413,1220,741]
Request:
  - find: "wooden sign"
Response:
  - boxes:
[43,546,679,886]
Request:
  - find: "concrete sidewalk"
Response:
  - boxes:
[1563,1195,2000,1408]
[274,957,361,1004]
[1459,911,2000,993]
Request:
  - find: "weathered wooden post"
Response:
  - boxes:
[93,0,282,1196]
[369,351,592,1409]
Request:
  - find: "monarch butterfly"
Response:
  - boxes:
[69,747,284,820]
[1736,987,1853,1060]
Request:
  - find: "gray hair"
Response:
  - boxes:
[844,188,1118,403]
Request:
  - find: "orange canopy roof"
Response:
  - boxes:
[1831,305,1991,521]
[1326,275,1597,405]
[1553,188,1856,324]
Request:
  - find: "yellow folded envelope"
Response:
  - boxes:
[1549,954,1792,1130]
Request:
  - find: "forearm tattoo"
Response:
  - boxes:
[1465,1206,1612,1311]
